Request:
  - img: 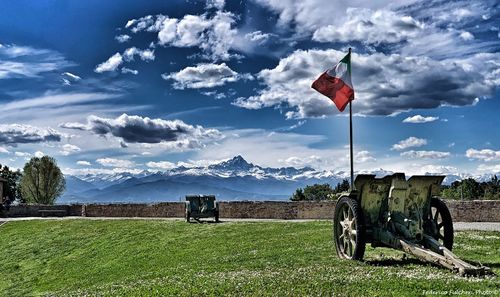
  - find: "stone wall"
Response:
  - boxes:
[445,200,500,222]
[2,200,499,222]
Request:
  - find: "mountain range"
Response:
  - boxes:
[59,155,498,204]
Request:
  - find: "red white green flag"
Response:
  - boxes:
[311,52,354,112]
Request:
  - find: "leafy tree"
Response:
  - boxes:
[20,156,65,205]
[290,188,305,201]
[290,183,336,201]
[0,164,23,203]
[334,179,350,193]
[441,176,500,200]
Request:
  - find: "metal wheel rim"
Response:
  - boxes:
[336,203,357,258]
[431,206,445,243]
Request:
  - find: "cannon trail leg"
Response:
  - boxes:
[397,236,492,276]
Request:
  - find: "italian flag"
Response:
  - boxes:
[311,52,354,112]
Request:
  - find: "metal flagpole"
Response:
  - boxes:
[348,48,354,191]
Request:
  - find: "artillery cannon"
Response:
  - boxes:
[185,195,219,223]
[333,173,492,276]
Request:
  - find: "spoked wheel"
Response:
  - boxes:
[428,198,454,250]
[333,196,366,260]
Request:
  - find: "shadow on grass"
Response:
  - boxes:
[186,219,221,224]
[365,257,424,267]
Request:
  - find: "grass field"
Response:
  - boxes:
[0,219,498,296]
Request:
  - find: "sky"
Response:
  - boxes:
[0,0,499,177]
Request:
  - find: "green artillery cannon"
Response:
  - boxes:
[185,195,219,223]
[333,173,492,276]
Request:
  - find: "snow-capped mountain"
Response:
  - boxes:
[59,155,499,204]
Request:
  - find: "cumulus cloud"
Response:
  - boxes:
[95,52,123,73]
[312,8,422,44]
[466,148,500,161]
[126,11,238,61]
[115,34,131,43]
[400,150,450,159]
[233,49,499,118]
[0,147,9,154]
[146,161,176,170]
[96,158,135,168]
[0,124,62,146]
[391,137,427,151]
[60,144,81,156]
[34,151,44,158]
[76,160,91,166]
[95,47,154,73]
[162,63,250,89]
[402,115,439,123]
[61,113,222,150]
[355,150,376,163]
[123,47,155,62]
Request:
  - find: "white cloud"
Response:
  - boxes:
[466,148,500,161]
[123,47,155,62]
[60,144,81,156]
[162,63,250,89]
[96,158,135,168]
[34,151,44,158]
[312,8,422,44]
[95,52,123,73]
[121,67,138,75]
[391,137,427,151]
[115,34,131,43]
[15,151,31,157]
[402,115,439,123]
[128,11,238,61]
[0,44,73,79]
[0,147,9,154]
[146,161,176,170]
[1,92,119,114]
[76,160,91,166]
[206,0,225,10]
[476,164,500,172]
[244,31,271,44]
[459,31,474,41]
[233,49,499,118]
[355,150,376,163]
[253,0,415,32]
[400,150,450,159]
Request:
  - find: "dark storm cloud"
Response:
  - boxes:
[61,113,222,145]
[0,124,62,146]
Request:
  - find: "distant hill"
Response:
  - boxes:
[59,155,499,203]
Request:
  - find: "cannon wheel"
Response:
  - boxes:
[333,196,366,260]
[429,198,454,250]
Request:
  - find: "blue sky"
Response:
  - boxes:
[0,0,499,176]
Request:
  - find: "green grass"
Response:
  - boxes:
[0,219,498,297]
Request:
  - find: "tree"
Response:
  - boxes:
[0,164,23,203]
[20,156,65,205]
[290,183,336,201]
[290,188,306,201]
[334,179,350,193]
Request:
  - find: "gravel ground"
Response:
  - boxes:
[0,217,499,231]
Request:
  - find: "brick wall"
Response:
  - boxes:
[2,200,499,222]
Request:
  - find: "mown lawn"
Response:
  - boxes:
[0,219,498,296]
